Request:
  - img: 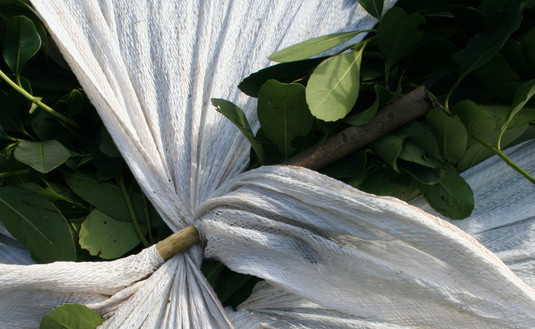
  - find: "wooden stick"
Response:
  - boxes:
[156,224,200,260]
[283,85,432,170]
[155,86,432,259]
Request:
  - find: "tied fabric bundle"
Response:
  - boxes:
[1,1,535,328]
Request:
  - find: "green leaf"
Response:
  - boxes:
[0,186,76,262]
[399,160,441,185]
[345,85,382,126]
[257,80,313,158]
[0,88,24,134]
[269,31,365,63]
[473,54,521,103]
[238,57,325,97]
[451,7,522,83]
[453,100,496,137]
[518,26,535,69]
[370,132,407,172]
[360,0,384,19]
[418,164,474,219]
[378,8,425,75]
[397,121,441,160]
[211,98,264,163]
[398,143,440,169]
[79,209,141,259]
[54,89,85,116]
[306,48,364,122]
[14,140,70,173]
[499,79,535,148]
[425,108,468,164]
[63,171,144,222]
[3,15,42,76]
[40,304,104,329]
[359,166,419,201]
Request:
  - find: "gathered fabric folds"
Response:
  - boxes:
[0,0,534,328]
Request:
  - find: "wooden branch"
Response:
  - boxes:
[283,85,432,170]
[155,85,432,259]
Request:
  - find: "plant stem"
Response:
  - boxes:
[0,69,79,128]
[472,134,535,185]
[0,169,30,178]
[119,176,150,247]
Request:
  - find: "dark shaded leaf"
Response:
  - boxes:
[425,108,468,164]
[211,98,264,163]
[258,80,313,158]
[370,132,407,172]
[237,57,325,97]
[474,54,522,103]
[398,121,441,159]
[0,186,76,262]
[269,31,365,62]
[3,15,41,76]
[452,7,522,83]
[360,0,384,19]
[359,166,419,201]
[499,79,535,146]
[14,140,70,173]
[0,88,24,134]
[418,164,474,219]
[399,160,441,185]
[378,7,425,74]
[40,303,104,329]
[453,100,496,136]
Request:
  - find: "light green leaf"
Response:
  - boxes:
[269,31,365,63]
[63,171,144,222]
[418,164,474,219]
[258,80,313,158]
[378,8,425,74]
[14,140,70,173]
[425,108,468,164]
[0,186,76,262]
[79,209,141,259]
[212,98,264,163]
[3,15,42,76]
[360,0,384,19]
[40,304,104,329]
[499,79,535,148]
[306,48,364,122]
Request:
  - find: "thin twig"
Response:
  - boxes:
[155,85,432,259]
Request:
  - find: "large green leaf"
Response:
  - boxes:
[14,140,70,173]
[425,108,468,164]
[40,304,104,329]
[418,164,474,219]
[63,171,144,222]
[238,57,326,97]
[211,98,264,163]
[3,15,42,76]
[360,0,384,19]
[370,132,407,172]
[306,48,364,122]
[452,7,522,83]
[0,186,76,262]
[474,54,521,103]
[258,80,313,158]
[79,209,141,259]
[378,7,425,75]
[269,31,365,63]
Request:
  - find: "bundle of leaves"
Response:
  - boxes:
[0,0,534,326]
[216,0,535,220]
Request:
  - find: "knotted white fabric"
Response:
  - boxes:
[1,0,534,328]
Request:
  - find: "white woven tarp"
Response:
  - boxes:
[1,1,535,328]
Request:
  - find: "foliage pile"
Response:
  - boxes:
[0,0,534,326]
[215,0,535,221]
